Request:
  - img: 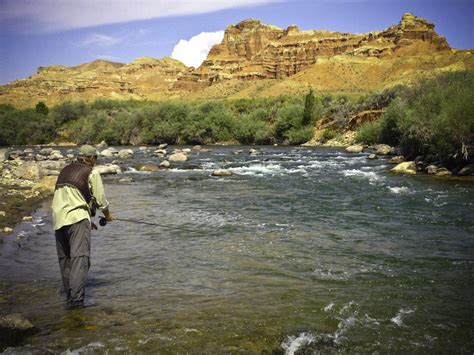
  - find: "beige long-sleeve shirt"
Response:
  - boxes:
[52,168,109,230]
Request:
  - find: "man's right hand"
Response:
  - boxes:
[103,210,114,221]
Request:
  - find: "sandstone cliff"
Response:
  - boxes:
[1,13,472,107]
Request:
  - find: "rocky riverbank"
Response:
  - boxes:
[0,143,206,234]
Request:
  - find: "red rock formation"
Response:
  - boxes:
[173,13,450,90]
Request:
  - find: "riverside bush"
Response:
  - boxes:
[360,71,474,161]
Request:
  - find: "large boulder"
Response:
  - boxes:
[435,167,452,177]
[100,147,118,157]
[458,164,474,176]
[118,149,134,159]
[391,161,417,175]
[345,145,364,153]
[0,313,36,349]
[32,176,58,196]
[389,156,405,164]
[94,164,121,175]
[169,152,187,162]
[374,144,393,155]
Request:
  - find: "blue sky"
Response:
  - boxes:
[0,0,472,84]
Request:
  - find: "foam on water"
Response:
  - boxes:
[391,308,415,326]
[388,186,411,194]
[342,169,381,183]
[62,342,105,355]
[228,163,283,176]
[281,332,316,355]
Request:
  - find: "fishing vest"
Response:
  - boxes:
[55,163,93,203]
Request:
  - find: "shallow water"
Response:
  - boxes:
[1,146,473,353]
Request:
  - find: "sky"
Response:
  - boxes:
[0,0,472,84]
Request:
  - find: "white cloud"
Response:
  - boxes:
[80,33,123,47]
[1,0,276,33]
[171,31,224,68]
[96,55,122,62]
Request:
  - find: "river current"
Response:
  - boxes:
[1,146,473,354]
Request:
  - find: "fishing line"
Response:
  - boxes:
[99,217,201,233]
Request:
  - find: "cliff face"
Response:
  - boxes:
[173,13,451,90]
[1,13,471,107]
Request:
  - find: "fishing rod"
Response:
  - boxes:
[98,217,200,234]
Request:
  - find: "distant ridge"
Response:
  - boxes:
[1,13,473,107]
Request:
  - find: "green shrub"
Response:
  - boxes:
[356,121,380,145]
[320,128,339,143]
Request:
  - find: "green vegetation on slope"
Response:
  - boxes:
[356,71,474,164]
[1,71,472,168]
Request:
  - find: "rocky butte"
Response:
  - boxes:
[1,13,472,107]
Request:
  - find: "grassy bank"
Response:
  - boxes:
[1,71,472,167]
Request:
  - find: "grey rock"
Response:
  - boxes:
[39,148,53,156]
[426,165,438,174]
[159,160,170,168]
[389,156,405,164]
[367,154,377,160]
[345,145,364,153]
[94,164,122,175]
[458,164,474,176]
[374,144,393,155]
[0,149,7,162]
[391,161,417,175]
[158,143,168,149]
[169,153,187,162]
[100,148,118,157]
[435,168,452,177]
[96,140,108,150]
[119,177,135,183]
[118,149,134,159]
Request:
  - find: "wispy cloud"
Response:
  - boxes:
[171,31,225,68]
[80,33,123,47]
[1,0,277,33]
[96,54,122,62]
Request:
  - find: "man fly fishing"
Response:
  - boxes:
[52,145,113,309]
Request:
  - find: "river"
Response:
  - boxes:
[1,146,473,354]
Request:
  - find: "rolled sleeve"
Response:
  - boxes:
[89,169,109,211]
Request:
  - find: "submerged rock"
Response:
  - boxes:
[212,169,232,177]
[391,161,417,175]
[0,313,37,349]
[119,177,135,183]
[138,165,159,172]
